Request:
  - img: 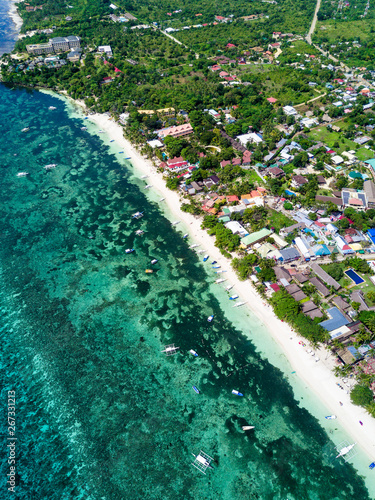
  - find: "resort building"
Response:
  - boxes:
[364,179,375,208]
[97,45,113,57]
[27,36,81,55]
[158,123,193,139]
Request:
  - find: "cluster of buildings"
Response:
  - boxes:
[26,36,81,56]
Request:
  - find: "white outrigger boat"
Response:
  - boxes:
[171,220,180,226]
[336,443,356,459]
[207,315,214,322]
[233,301,246,308]
[125,249,134,254]
[325,415,336,420]
[151,259,158,265]
[183,233,188,239]
[21,127,30,132]
[225,284,233,291]
[161,344,179,356]
[189,349,198,357]
[44,163,57,169]
[232,390,244,397]
[135,229,144,236]
[189,244,199,249]
[191,451,214,474]
[48,106,56,110]
[159,197,165,201]
[215,278,226,284]
[242,425,254,431]
[144,184,152,189]
[16,172,28,177]
[141,175,148,179]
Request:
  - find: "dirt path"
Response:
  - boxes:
[306,0,322,44]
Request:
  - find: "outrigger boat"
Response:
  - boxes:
[203,255,209,262]
[183,234,188,239]
[225,284,233,291]
[189,349,198,357]
[159,198,165,201]
[132,211,144,219]
[124,157,131,160]
[171,221,180,226]
[212,266,220,269]
[125,249,134,254]
[369,462,375,470]
[242,426,254,431]
[325,415,336,420]
[211,261,217,265]
[110,139,114,142]
[135,229,144,235]
[207,315,214,323]
[336,443,356,459]
[151,259,158,265]
[232,390,244,397]
[216,270,226,274]
[141,175,148,179]
[48,106,56,110]
[233,301,246,308]
[144,184,152,189]
[81,126,87,131]
[16,172,28,177]
[189,244,199,249]
[161,344,179,356]
[21,127,30,132]
[192,386,200,394]
[44,163,57,169]
[229,295,239,300]
[215,278,226,284]
[145,269,153,274]
[191,451,214,474]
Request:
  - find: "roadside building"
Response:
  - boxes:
[240,228,272,248]
[364,179,375,208]
[310,263,340,290]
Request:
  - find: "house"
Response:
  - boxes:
[267,166,285,179]
[331,155,344,165]
[364,180,375,208]
[279,247,300,263]
[291,175,308,188]
[203,175,220,189]
[315,195,343,207]
[98,45,113,57]
[283,105,297,116]
[225,221,248,237]
[334,234,355,255]
[332,296,350,311]
[310,277,330,297]
[237,132,263,146]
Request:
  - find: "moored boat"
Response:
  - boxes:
[81,126,87,131]
[229,295,239,300]
[225,284,233,291]
[144,184,152,189]
[203,255,209,262]
[125,249,134,254]
[211,261,217,265]
[369,462,375,470]
[21,127,30,132]
[233,301,246,308]
[44,163,57,169]
[145,269,153,274]
[171,220,180,226]
[48,106,56,110]
[215,278,226,284]
[159,198,165,201]
[189,244,199,249]
[192,386,200,394]
[151,259,158,264]
[141,175,148,179]
[325,415,336,420]
[132,211,144,219]
[232,390,244,397]
[212,265,220,269]
[207,315,214,323]
[242,426,254,431]
[189,349,198,357]
[16,172,28,177]
[135,229,144,235]
[124,157,131,159]
[336,443,356,459]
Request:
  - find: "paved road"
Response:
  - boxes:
[306,0,322,44]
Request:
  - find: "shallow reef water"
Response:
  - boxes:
[0,85,371,499]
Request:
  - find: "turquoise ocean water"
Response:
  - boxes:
[0,84,373,499]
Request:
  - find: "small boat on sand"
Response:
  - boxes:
[189,349,198,357]
[203,255,209,262]
[183,233,188,239]
[216,270,226,274]
[189,244,199,249]
[207,315,214,323]
[141,175,148,179]
[192,386,200,394]
[110,139,114,142]
[232,390,244,397]
[242,426,254,431]
[325,415,336,420]
[369,462,375,470]
[171,221,180,226]
[124,157,131,160]
[233,301,246,308]
[212,266,220,269]
[145,269,153,274]
[151,259,158,265]
[159,198,165,201]
[211,261,217,265]
[125,249,134,254]
[144,184,152,189]
[215,278,226,284]
[225,285,233,291]
[229,295,239,300]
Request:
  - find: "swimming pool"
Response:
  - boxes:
[344,268,364,285]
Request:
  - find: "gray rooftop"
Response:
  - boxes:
[310,277,330,297]
[310,263,340,290]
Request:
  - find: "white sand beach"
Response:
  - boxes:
[71,104,375,468]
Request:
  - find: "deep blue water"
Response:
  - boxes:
[0,84,372,499]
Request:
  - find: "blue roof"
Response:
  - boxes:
[368,229,375,237]
[313,244,330,256]
[364,159,375,168]
[319,307,350,332]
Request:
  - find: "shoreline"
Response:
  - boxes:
[8,0,23,35]
[41,91,375,487]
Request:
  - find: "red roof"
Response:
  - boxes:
[270,284,280,292]
[227,195,239,202]
[226,43,236,48]
[225,76,235,81]
[267,97,277,103]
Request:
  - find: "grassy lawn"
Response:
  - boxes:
[267,208,294,233]
[321,263,375,299]
[315,20,375,43]
[308,123,363,155]
[356,148,374,161]
[246,168,264,185]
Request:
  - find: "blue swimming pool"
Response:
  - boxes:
[285,189,296,196]
[344,268,364,285]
